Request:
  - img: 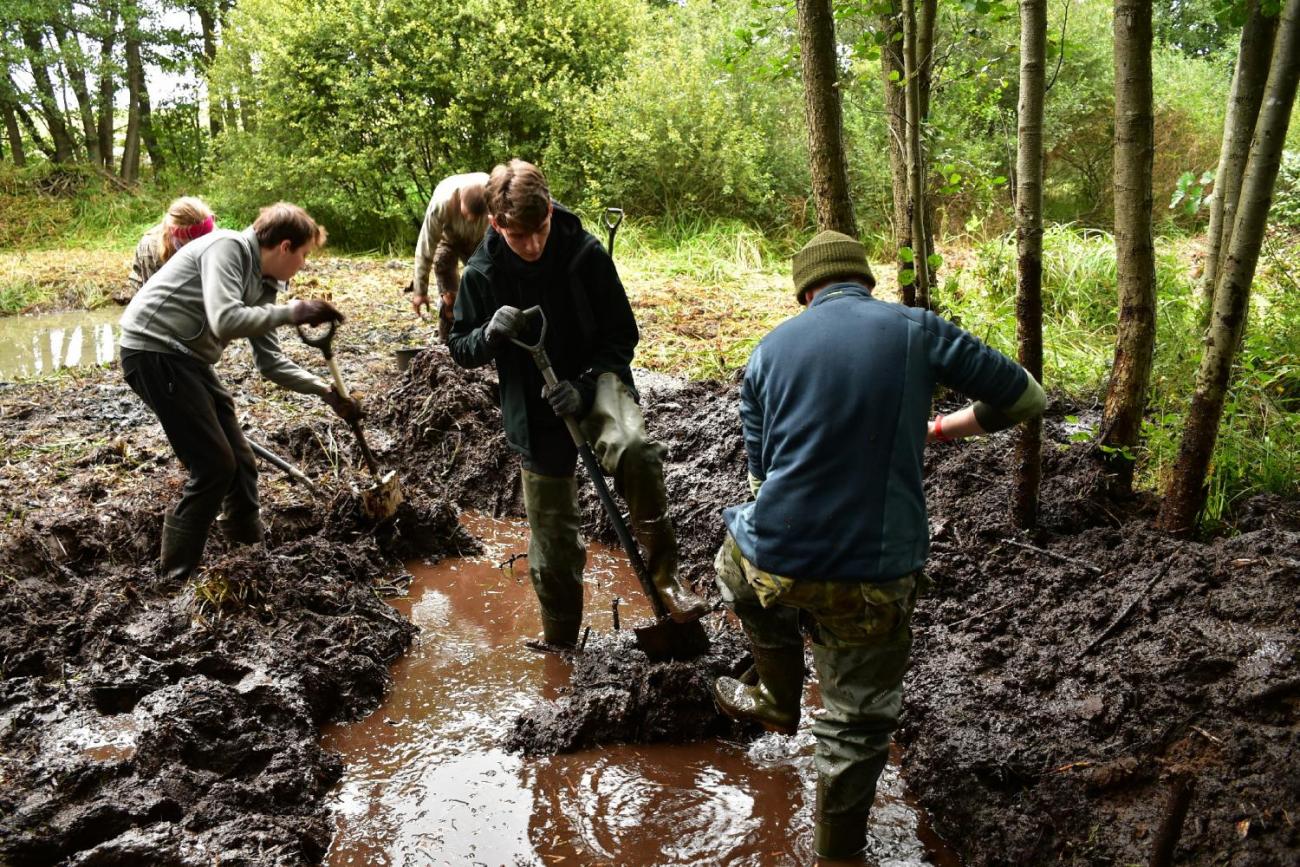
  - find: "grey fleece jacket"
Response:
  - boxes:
[118,228,327,395]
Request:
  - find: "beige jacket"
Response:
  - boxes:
[411,172,489,297]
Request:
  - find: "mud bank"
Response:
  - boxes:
[2,329,1296,864]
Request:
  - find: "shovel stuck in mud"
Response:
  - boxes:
[510,307,710,662]
[298,321,403,522]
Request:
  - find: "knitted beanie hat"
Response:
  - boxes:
[791,230,875,304]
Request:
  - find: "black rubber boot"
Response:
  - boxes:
[712,644,805,734]
[160,513,209,583]
[217,511,265,546]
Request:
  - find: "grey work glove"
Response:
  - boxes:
[543,380,584,418]
[291,299,345,326]
[484,305,525,347]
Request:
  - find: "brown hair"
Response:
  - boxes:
[158,196,215,261]
[460,183,487,220]
[485,160,550,231]
[253,202,328,250]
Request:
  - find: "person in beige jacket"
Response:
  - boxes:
[409,172,489,342]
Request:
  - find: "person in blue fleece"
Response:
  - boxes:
[711,230,1046,861]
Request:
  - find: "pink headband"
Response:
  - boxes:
[173,215,215,242]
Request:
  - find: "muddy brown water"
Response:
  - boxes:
[322,513,956,866]
[0,306,121,380]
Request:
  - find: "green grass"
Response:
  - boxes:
[947,225,1300,524]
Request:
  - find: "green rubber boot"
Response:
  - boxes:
[813,776,869,861]
[522,469,586,650]
[712,644,805,734]
[160,513,209,583]
[633,515,708,623]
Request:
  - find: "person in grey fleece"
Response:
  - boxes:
[118,201,358,582]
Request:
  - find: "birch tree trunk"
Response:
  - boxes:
[1012,0,1047,529]
[195,2,223,138]
[1159,0,1300,535]
[1099,0,1156,494]
[1200,0,1278,314]
[796,0,858,236]
[0,80,27,166]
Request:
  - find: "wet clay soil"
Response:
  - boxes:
[1,318,1297,865]
[323,513,951,866]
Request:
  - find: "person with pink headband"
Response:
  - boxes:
[128,196,218,296]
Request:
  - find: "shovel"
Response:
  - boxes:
[510,307,709,661]
[297,321,403,522]
[247,438,323,498]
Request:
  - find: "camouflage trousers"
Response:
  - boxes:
[713,533,924,824]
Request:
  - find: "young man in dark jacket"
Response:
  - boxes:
[119,202,358,583]
[711,230,1046,860]
[447,159,706,650]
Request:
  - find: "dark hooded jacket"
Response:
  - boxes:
[447,203,638,460]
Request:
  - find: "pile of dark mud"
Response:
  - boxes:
[4,339,1296,866]
[0,355,477,864]
[902,425,1299,865]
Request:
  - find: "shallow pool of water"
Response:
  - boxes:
[322,513,954,866]
[0,307,121,381]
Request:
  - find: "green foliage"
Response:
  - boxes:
[0,163,167,250]
[1272,150,1300,230]
[951,227,1300,519]
[544,0,808,227]
[209,0,637,250]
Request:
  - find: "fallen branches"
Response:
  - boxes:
[1078,560,1173,658]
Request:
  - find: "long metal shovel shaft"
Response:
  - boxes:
[527,342,672,622]
[248,439,322,496]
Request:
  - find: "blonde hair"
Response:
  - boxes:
[158,196,215,261]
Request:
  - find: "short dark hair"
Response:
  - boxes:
[253,202,327,250]
[485,160,550,231]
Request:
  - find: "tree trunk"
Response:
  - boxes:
[1199,0,1277,314]
[121,33,142,182]
[52,23,102,166]
[196,2,224,138]
[98,5,119,170]
[1099,0,1157,494]
[0,80,27,166]
[795,0,858,236]
[139,69,164,173]
[881,8,914,303]
[902,0,931,308]
[1012,0,1047,529]
[19,24,77,163]
[1158,0,1300,535]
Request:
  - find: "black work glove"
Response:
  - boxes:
[291,299,345,326]
[323,387,364,422]
[484,305,525,347]
[543,380,584,418]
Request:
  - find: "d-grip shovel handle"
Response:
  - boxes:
[510,306,672,622]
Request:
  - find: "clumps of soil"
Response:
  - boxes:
[505,627,753,756]
[900,419,1300,866]
[0,355,480,864]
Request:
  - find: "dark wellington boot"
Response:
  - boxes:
[217,511,265,546]
[814,778,869,861]
[160,513,208,583]
[635,516,708,622]
[522,469,586,647]
[711,645,805,734]
[523,614,580,654]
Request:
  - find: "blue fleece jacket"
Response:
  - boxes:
[722,283,1029,583]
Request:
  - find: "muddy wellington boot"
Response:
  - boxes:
[159,513,209,583]
[522,470,586,653]
[633,515,708,622]
[712,645,805,735]
[813,778,870,861]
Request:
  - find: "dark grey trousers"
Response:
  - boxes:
[122,349,260,536]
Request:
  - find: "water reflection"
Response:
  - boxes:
[0,307,121,380]
[322,513,954,866]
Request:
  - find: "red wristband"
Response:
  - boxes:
[933,413,951,442]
